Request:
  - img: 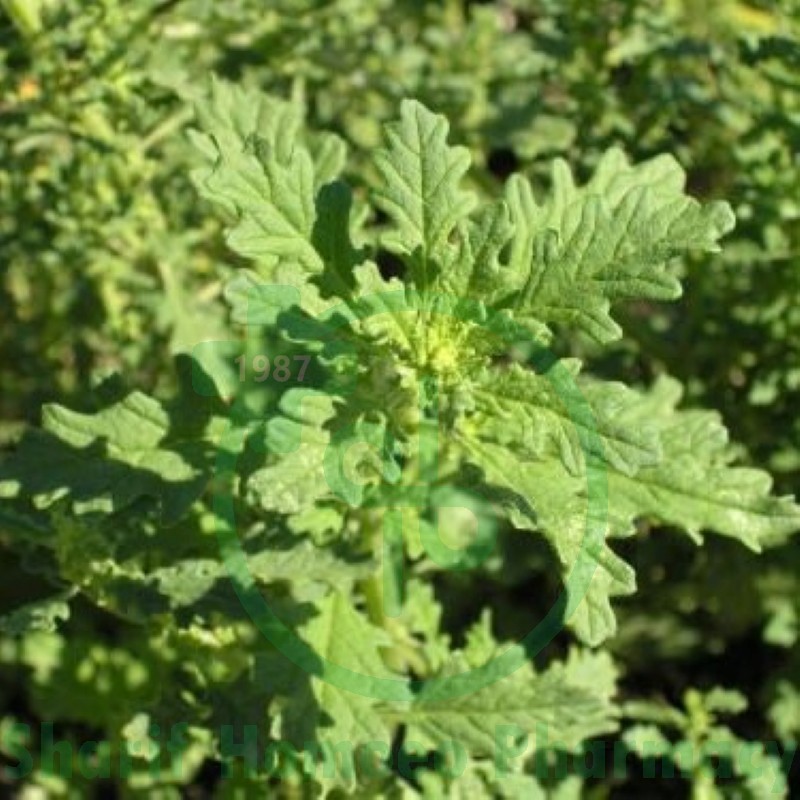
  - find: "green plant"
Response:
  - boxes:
[622,687,792,798]
[0,81,797,797]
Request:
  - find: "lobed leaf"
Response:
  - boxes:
[373,99,476,289]
[503,150,736,342]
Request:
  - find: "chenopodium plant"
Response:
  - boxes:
[623,687,794,799]
[2,81,800,795]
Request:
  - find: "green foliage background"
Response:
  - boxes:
[0,1,798,797]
